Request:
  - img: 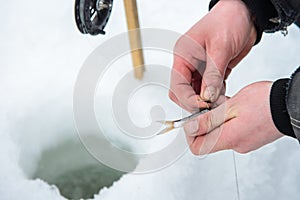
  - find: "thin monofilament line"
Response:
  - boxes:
[232,151,240,200]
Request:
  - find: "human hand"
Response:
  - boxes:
[169,0,257,112]
[183,81,284,155]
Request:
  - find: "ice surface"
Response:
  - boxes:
[1,0,300,200]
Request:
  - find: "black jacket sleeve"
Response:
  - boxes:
[209,0,300,44]
[286,67,300,139]
[270,67,300,141]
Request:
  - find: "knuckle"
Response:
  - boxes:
[210,69,223,79]
[234,145,250,154]
[204,66,223,80]
[197,113,213,135]
[235,149,249,154]
[203,113,213,132]
[173,36,185,53]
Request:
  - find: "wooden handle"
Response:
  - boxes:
[123,0,144,79]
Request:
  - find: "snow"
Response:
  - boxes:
[1,0,300,199]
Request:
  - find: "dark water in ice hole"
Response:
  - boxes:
[33,136,138,199]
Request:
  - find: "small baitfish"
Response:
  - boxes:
[156,108,210,135]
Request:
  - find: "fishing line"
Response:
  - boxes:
[232,150,240,200]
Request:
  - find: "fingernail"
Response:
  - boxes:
[204,86,216,101]
[184,119,199,135]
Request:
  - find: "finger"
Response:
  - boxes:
[184,102,236,137]
[189,123,234,155]
[170,57,208,112]
[210,82,228,108]
[200,49,231,103]
[169,35,208,112]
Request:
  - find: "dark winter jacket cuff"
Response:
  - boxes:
[270,79,296,138]
[268,0,300,33]
[239,0,277,44]
[286,67,300,141]
[209,0,297,44]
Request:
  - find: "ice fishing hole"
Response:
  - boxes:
[32,136,138,199]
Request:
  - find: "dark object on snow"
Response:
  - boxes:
[75,0,113,35]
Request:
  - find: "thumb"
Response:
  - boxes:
[200,52,229,102]
[184,101,236,137]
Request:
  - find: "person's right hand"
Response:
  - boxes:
[169,0,257,112]
[183,81,284,155]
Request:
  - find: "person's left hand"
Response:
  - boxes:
[183,81,284,155]
[169,0,257,112]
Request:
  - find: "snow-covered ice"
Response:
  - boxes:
[1,0,300,199]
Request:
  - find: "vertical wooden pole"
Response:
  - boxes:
[123,0,144,80]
